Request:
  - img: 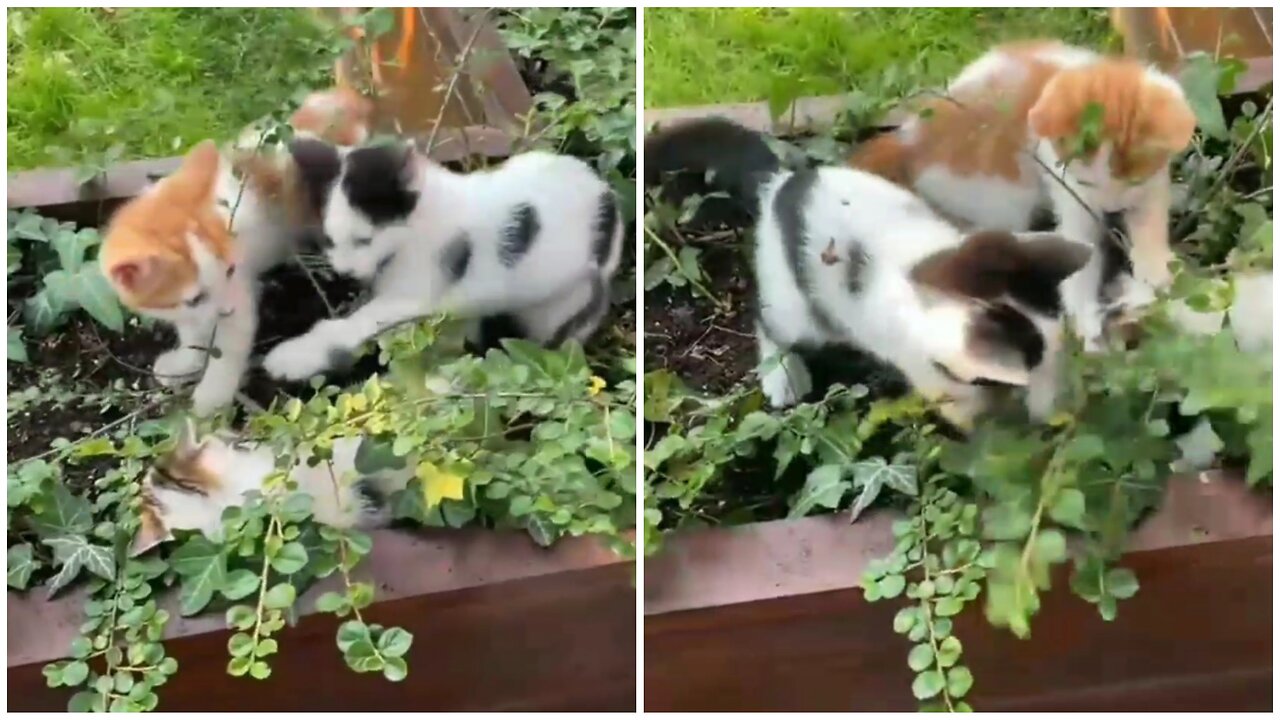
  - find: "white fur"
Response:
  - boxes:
[146,434,411,544]
[1169,272,1274,353]
[753,167,1081,427]
[138,157,297,415]
[264,150,623,381]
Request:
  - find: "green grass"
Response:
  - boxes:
[644,8,1116,108]
[7,8,340,170]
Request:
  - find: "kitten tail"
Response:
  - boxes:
[644,117,780,222]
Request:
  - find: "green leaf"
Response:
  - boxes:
[354,436,406,474]
[336,620,370,653]
[936,636,962,668]
[1105,567,1140,599]
[62,660,89,686]
[851,456,918,496]
[877,574,906,599]
[1033,529,1067,565]
[32,482,93,538]
[51,228,97,274]
[1048,488,1086,528]
[912,670,945,700]
[788,464,849,518]
[74,265,125,332]
[221,569,259,601]
[226,605,256,631]
[8,544,36,589]
[908,643,935,672]
[315,591,349,614]
[227,632,254,658]
[382,656,408,682]
[263,583,296,610]
[934,597,964,617]
[1063,434,1106,463]
[44,535,116,596]
[170,536,227,616]
[270,542,308,575]
[249,661,271,680]
[1180,53,1229,139]
[24,288,66,334]
[893,606,918,635]
[376,627,413,658]
[981,504,1032,541]
[8,327,28,363]
[227,657,251,677]
[947,665,974,698]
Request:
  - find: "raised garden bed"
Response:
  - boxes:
[642,33,1272,712]
[11,528,635,712]
[8,8,637,712]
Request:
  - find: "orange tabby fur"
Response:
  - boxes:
[102,88,375,310]
[101,140,232,310]
[850,41,1196,185]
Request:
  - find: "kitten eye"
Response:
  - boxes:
[185,290,208,307]
[353,236,373,248]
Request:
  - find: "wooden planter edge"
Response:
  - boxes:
[644,472,1272,711]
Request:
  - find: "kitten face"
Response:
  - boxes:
[132,420,233,556]
[912,231,1091,383]
[102,141,235,317]
[290,140,420,281]
[1029,58,1195,208]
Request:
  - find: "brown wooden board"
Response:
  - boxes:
[644,473,1272,711]
[9,528,637,712]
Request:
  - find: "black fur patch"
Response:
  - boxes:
[549,274,608,347]
[970,303,1045,370]
[352,479,386,515]
[499,203,540,267]
[341,144,419,226]
[440,233,472,283]
[468,314,527,354]
[1029,205,1058,232]
[845,244,869,294]
[1098,211,1133,305]
[774,170,841,335]
[592,192,619,267]
[326,347,357,375]
[288,138,342,218]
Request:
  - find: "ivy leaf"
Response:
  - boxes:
[1105,567,1140,600]
[51,228,97,274]
[31,482,93,539]
[74,266,125,332]
[169,536,227,616]
[270,542,309,575]
[912,670,945,700]
[1180,53,1229,140]
[382,656,408,682]
[788,464,849,518]
[44,535,115,597]
[263,583,296,610]
[8,327,28,363]
[851,456,918,496]
[936,636,962,668]
[354,437,406,474]
[416,462,465,509]
[8,544,36,589]
[221,569,260,601]
[376,627,413,658]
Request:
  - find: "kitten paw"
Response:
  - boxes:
[760,357,811,408]
[191,379,236,417]
[153,348,204,387]
[1132,247,1175,289]
[264,335,332,382]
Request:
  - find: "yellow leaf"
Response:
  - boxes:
[416,461,465,508]
[588,375,606,396]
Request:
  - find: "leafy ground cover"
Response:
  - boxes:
[8,7,636,711]
[643,22,1272,710]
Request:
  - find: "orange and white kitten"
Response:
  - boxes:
[133,420,411,555]
[850,40,1196,349]
[101,88,373,416]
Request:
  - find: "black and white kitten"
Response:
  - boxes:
[263,140,624,381]
[646,118,1093,429]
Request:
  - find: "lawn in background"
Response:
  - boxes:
[8,7,336,170]
[644,7,1115,108]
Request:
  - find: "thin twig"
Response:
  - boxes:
[423,7,494,154]
[1173,99,1274,239]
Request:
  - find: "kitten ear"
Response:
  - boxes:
[1012,232,1093,286]
[107,255,166,295]
[910,231,1021,300]
[168,140,220,203]
[130,504,171,557]
[288,137,342,192]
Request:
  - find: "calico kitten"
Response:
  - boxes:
[133,421,411,555]
[102,89,374,415]
[647,117,1092,428]
[849,40,1196,349]
[261,140,624,382]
